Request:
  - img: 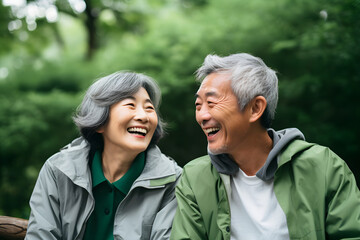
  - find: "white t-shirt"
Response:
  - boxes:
[230,168,290,240]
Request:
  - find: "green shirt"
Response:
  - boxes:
[84,151,145,240]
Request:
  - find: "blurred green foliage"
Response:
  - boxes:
[0,0,359,217]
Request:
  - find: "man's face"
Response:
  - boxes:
[195,73,251,156]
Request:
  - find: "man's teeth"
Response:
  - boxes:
[128,127,147,135]
[205,127,220,134]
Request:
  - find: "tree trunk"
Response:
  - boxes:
[84,0,98,60]
[0,216,28,240]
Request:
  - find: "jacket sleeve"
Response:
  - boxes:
[25,161,62,240]
[150,166,183,240]
[325,150,360,239]
[170,168,208,240]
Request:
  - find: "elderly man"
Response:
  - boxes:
[170,53,360,240]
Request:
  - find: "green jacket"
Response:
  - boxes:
[170,140,360,240]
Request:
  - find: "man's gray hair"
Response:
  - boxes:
[73,71,165,150]
[196,53,278,128]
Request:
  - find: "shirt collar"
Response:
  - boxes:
[91,151,107,187]
[113,152,145,194]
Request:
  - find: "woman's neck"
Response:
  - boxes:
[101,146,138,183]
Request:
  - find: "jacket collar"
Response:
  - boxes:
[54,137,92,191]
[256,128,305,181]
[277,139,315,167]
[135,145,178,186]
[52,138,178,191]
[209,128,305,181]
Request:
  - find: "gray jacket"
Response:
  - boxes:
[25,137,182,240]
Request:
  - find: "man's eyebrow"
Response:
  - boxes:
[205,91,218,97]
[195,91,218,99]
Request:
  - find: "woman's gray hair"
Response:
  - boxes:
[196,53,278,128]
[73,71,165,150]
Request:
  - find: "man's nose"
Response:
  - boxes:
[196,107,211,124]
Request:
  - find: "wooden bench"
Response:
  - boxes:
[0,216,28,240]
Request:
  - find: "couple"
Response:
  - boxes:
[25,53,360,240]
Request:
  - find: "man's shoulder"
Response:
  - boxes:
[181,155,220,181]
[180,155,222,198]
[183,155,212,171]
[281,139,343,167]
[286,139,335,157]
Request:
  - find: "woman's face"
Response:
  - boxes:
[97,87,158,154]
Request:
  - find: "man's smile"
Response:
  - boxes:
[204,127,220,137]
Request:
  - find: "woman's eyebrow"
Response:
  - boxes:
[124,96,136,101]
[124,96,153,104]
[145,98,153,104]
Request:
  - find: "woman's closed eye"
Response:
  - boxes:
[125,103,135,108]
[145,104,155,110]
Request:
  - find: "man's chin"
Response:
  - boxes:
[207,145,227,155]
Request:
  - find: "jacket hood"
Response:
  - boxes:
[256,128,305,181]
[209,128,305,181]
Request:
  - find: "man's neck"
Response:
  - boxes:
[230,128,273,176]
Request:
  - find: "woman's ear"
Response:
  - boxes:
[96,126,104,134]
[249,96,267,123]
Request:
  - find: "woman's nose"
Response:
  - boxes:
[134,107,149,122]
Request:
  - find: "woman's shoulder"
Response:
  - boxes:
[145,145,182,176]
[42,137,90,174]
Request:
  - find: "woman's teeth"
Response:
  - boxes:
[128,127,147,136]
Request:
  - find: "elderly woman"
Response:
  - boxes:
[25,72,182,240]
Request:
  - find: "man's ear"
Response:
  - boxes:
[249,96,267,123]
